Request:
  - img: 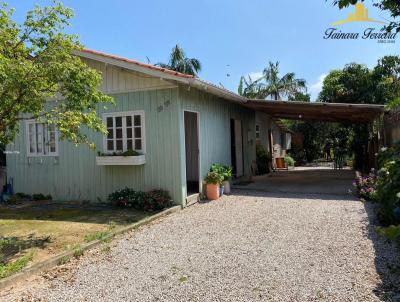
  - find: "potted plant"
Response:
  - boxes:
[204,172,223,200]
[211,164,233,195]
[221,166,233,195]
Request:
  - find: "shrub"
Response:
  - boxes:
[256,145,271,175]
[108,188,172,212]
[32,193,52,201]
[15,192,32,200]
[374,143,400,225]
[210,163,233,181]
[354,143,400,240]
[284,155,295,167]
[204,172,223,185]
[0,251,34,279]
[144,190,173,211]
[353,170,377,201]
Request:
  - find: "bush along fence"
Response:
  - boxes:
[353,141,400,241]
[108,188,173,212]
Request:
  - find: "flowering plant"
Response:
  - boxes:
[353,169,377,201]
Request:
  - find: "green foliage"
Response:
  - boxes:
[238,61,306,100]
[58,255,70,265]
[210,163,233,181]
[156,44,201,76]
[288,92,311,102]
[32,193,52,201]
[289,121,348,163]
[377,225,400,241]
[319,56,400,105]
[374,143,400,225]
[353,170,377,201]
[84,231,110,243]
[0,1,113,146]
[256,145,271,175]
[0,251,34,279]
[284,155,295,167]
[331,0,400,32]
[14,192,32,200]
[204,172,223,185]
[72,246,84,258]
[97,149,140,157]
[108,188,172,212]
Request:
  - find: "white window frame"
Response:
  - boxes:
[102,110,146,154]
[25,120,59,157]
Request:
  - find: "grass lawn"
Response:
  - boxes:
[0,201,149,279]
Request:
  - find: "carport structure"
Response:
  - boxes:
[244,100,386,123]
[244,99,387,170]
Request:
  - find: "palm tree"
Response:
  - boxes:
[239,61,306,100]
[156,44,202,77]
[238,75,261,98]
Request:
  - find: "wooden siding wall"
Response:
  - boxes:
[81,58,176,93]
[6,88,184,204]
[255,112,272,152]
[178,86,256,201]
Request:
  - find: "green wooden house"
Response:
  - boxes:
[6,49,289,206]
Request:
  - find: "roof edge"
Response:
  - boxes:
[74,48,246,104]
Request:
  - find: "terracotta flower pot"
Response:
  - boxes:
[206,183,220,200]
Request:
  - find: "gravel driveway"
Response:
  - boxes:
[3,171,400,301]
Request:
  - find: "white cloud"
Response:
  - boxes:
[309,74,327,101]
[247,71,263,81]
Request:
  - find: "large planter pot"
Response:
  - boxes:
[222,180,231,195]
[206,184,220,200]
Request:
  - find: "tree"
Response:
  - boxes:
[288,92,311,102]
[319,56,400,105]
[319,64,373,104]
[372,56,400,108]
[0,1,113,147]
[330,0,400,32]
[156,44,201,76]
[238,75,261,98]
[238,61,306,100]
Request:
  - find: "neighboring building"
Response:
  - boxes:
[6,49,289,206]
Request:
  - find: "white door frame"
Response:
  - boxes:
[183,110,201,196]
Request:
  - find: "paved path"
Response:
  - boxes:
[3,169,399,301]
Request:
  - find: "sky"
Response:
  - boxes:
[8,0,399,101]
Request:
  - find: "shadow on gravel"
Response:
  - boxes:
[363,202,400,301]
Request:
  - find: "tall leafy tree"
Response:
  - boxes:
[238,75,261,98]
[238,61,306,100]
[0,1,113,147]
[373,56,400,108]
[156,44,201,76]
[330,0,400,32]
[319,64,373,104]
[319,57,400,105]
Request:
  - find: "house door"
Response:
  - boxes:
[184,111,200,195]
[230,119,244,177]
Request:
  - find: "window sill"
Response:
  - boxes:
[95,155,146,166]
